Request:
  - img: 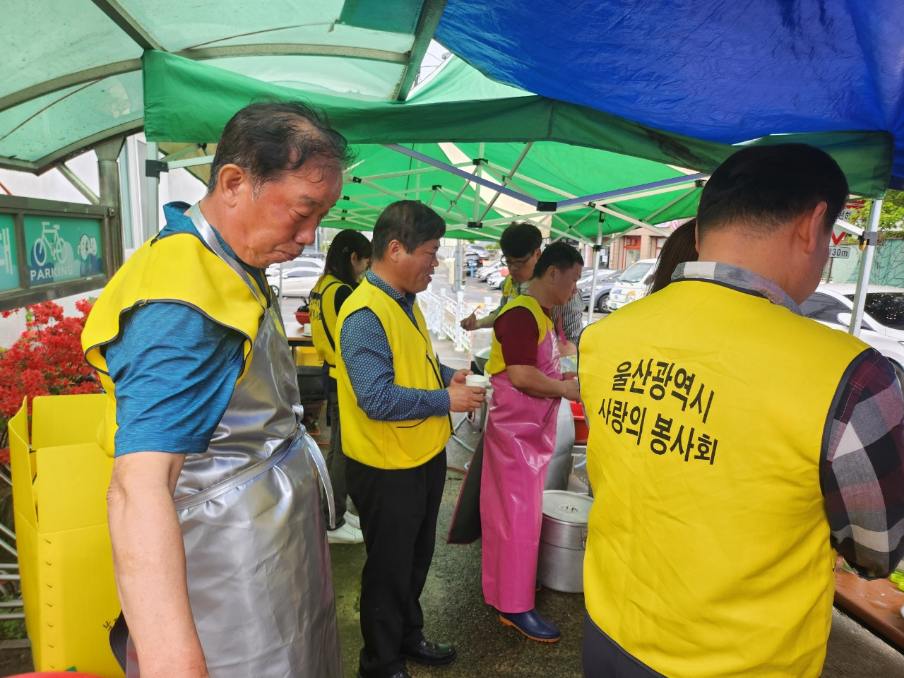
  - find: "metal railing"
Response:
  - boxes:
[418,285,482,353]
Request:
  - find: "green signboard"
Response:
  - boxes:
[23,215,104,286]
[0,213,19,292]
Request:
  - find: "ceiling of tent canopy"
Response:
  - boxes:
[0,0,443,173]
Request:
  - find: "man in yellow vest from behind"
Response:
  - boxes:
[335,200,485,678]
[580,144,904,677]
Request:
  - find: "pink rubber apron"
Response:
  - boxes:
[480,324,562,613]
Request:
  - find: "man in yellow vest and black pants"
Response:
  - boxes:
[580,144,904,677]
[336,200,485,678]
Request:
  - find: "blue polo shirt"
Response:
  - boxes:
[104,202,265,456]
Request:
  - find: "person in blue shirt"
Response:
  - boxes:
[85,102,349,677]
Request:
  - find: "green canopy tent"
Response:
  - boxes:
[142,49,892,246]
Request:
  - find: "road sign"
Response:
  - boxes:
[0,195,115,311]
[830,246,851,259]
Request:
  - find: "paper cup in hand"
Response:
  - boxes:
[465,374,489,388]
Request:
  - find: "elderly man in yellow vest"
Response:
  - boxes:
[336,200,485,678]
[82,102,347,677]
[579,144,904,677]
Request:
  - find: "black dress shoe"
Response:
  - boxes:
[401,638,457,666]
[357,670,411,678]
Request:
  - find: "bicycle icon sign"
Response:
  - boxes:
[31,221,68,267]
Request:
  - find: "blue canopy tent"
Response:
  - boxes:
[438,0,904,189]
[437,0,904,334]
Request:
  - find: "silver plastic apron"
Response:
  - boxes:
[168,205,341,677]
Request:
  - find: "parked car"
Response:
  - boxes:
[279,267,324,299]
[477,260,504,281]
[801,283,904,382]
[267,256,324,298]
[486,267,510,289]
[577,268,621,312]
[466,244,491,260]
[606,259,658,311]
[265,256,323,283]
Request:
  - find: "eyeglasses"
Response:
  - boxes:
[502,254,533,270]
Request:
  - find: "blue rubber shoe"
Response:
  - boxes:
[498,609,561,643]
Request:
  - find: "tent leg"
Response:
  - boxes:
[96,136,125,274]
[848,199,882,337]
[144,141,160,240]
[586,221,603,324]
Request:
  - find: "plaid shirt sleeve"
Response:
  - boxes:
[822,349,904,578]
[552,289,584,344]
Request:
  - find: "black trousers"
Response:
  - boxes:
[583,613,664,678]
[347,450,447,677]
[321,377,349,526]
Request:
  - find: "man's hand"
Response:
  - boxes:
[447,381,486,412]
[561,378,580,402]
[451,369,471,384]
[108,452,209,678]
[460,312,478,331]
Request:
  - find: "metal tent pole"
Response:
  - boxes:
[848,199,883,337]
[96,136,126,273]
[144,141,160,239]
[586,217,604,324]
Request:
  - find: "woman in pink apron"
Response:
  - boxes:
[480,242,583,643]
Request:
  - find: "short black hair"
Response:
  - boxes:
[533,241,583,278]
[371,201,446,260]
[500,222,543,259]
[697,143,848,238]
[207,101,352,192]
[324,229,372,286]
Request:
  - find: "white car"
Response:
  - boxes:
[801,283,904,382]
[477,260,504,281]
[265,257,323,282]
[486,268,509,289]
[606,259,657,311]
[267,258,324,299]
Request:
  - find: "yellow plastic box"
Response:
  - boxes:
[8,394,122,677]
[294,345,323,367]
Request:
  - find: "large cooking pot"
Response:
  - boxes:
[537,490,593,593]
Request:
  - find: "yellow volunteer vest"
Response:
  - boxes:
[501,274,516,302]
[579,280,868,678]
[81,232,265,456]
[310,274,350,377]
[335,277,451,469]
[485,294,552,375]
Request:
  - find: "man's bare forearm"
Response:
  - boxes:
[108,452,208,678]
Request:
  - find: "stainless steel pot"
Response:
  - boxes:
[537,490,593,593]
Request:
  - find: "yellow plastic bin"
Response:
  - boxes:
[294,345,322,367]
[8,395,122,677]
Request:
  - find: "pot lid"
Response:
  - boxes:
[542,490,593,524]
